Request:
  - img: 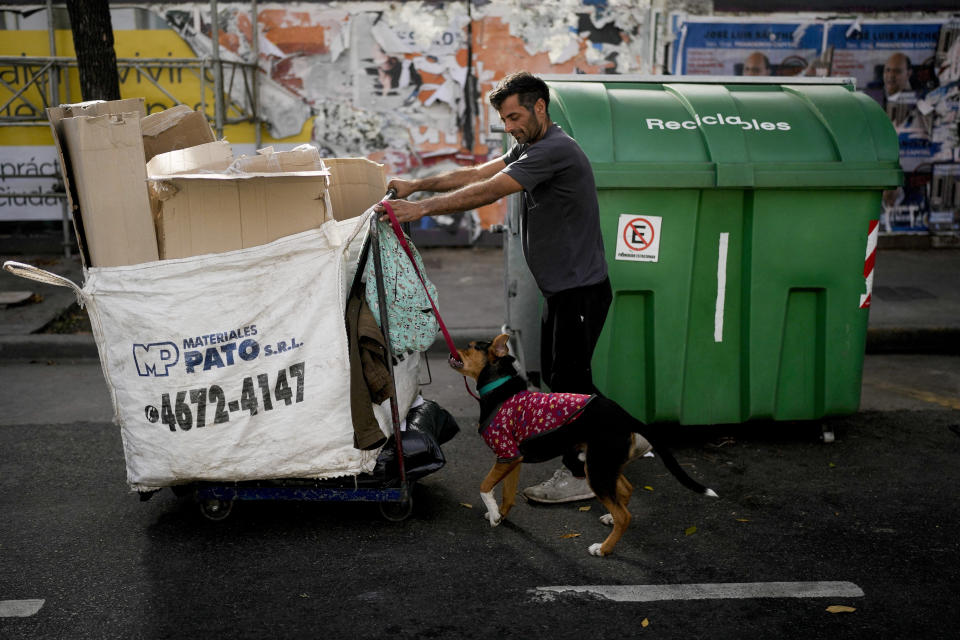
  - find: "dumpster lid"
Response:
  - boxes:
[543,75,901,190]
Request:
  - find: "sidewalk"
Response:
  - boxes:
[1,245,958,360]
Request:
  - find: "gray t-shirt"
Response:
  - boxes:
[501,124,607,295]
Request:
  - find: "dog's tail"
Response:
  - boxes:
[588,397,718,498]
[641,431,719,498]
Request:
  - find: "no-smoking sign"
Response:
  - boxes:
[615,214,662,262]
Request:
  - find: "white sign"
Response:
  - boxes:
[615,214,662,263]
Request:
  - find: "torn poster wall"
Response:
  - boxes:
[151,1,653,231]
[0,1,652,231]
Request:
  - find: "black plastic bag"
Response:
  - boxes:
[405,399,459,445]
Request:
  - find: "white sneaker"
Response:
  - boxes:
[523,467,594,503]
[628,433,653,462]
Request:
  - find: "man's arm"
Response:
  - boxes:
[388,157,507,198]
[378,170,522,224]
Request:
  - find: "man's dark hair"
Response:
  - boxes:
[489,71,549,116]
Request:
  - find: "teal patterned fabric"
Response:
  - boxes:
[363,220,439,355]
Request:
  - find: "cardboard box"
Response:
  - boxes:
[149,147,387,260]
[47,99,148,268]
[323,158,387,220]
[149,171,332,260]
[230,149,388,219]
[141,104,215,162]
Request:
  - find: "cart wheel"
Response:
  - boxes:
[199,497,234,521]
[379,494,414,522]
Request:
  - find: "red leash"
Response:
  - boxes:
[378,202,478,398]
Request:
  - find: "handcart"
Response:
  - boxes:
[4,195,458,523]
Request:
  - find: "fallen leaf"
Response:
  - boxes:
[641,618,650,628]
[829,462,836,468]
[685,526,697,536]
[579,506,591,512]
[460,502,473,509]
[826,605,856,614]
[644,486,654,492]
[561,533,582,539]
[299,593,309,599]
[736,518,750,522]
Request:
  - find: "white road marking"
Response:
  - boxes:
[533,582,864,602]
[714,232,729,343]
[0,599,45,617]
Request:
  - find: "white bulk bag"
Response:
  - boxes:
[6,213,418,491]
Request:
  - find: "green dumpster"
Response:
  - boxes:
[541,76,901,425]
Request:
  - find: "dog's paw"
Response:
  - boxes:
[599,513,614,526]
[588,543,606,556]
[480,491,501,527]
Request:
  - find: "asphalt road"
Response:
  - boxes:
[1,355,958,639]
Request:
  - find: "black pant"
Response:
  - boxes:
[540,277,612,476]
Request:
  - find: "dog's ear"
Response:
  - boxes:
[491,333,511,358]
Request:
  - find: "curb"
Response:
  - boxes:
[865,328,960,355]
[0,333,98,361]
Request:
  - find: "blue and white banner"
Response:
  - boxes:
[671,19,825,77]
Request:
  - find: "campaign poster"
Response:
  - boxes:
[671,16,960,236]
[671,19,825,77]
[828,21,944,176]
[827,20,958,233]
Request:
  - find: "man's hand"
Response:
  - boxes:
[375,198,425,224]
[386,178,417,199]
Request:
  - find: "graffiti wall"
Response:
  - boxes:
[0,1,656,239]
[671,14,960,238]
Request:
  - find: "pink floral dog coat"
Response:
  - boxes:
[480,390,593,461]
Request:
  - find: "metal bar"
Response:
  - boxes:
[0,62,53,114]
[0,193,66,198]
[369,215,408,488]
[46,0,59,108]
[127,62,182,106]
[0,56,77,64]
[0,56,258,66]
[197,485,405,503]
[211,0,225,137]
[0,56,258,124]
[60,197,70,258]
[252,0,261,148]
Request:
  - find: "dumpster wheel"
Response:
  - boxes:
[378,493,414,522]
[199,497,234,521]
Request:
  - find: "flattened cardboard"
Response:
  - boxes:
[150,172,331,260]
[231,145,323,173]
[60,110,159,267]
[46,98,146,268]
[141,105,215,162]
[324,158,387,220]
[146,140,234,176]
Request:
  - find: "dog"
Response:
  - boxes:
[451,333,718,557]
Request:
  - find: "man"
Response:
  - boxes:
[742,51,771,76]
[883,52,912,98]
[376,71,611,503]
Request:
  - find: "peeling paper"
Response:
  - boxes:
[150,1,651,183]
[475,0,648,70]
